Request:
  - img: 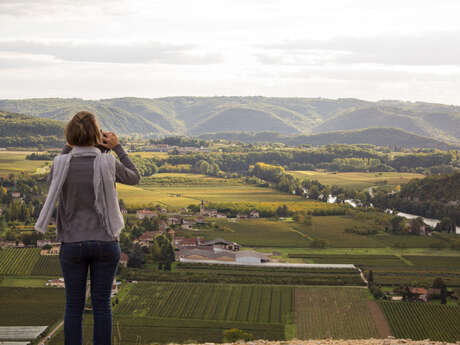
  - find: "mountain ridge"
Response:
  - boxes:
[0,96,459,145]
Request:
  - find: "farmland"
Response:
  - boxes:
[0,287,64,326]
[116,173,339,210]
[115,282,293,324]
[121,263,364,286]
[0,151,50,176]
[289,170,423,190]
[0,248,61,276]
[294,287,380,339]
[379,301,460,342]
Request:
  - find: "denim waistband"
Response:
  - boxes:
[61,240,119,245]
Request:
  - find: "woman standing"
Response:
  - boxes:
[35,111,140,345]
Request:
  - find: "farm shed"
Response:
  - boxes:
[235,250,270,264]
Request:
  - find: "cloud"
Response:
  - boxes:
[0,40,223,65]
[257,31,460,66]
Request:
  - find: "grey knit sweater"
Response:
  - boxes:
[49,144,140,242]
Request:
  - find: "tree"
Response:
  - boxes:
[222,328,253,342]
[367,270,374,284]
[127,244,145,268]
[440,285,448,305]
[432,277,446,289]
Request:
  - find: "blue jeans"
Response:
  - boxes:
[59,240,121,345]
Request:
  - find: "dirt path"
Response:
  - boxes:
[358,268,368,285]
[37,320,63,345]
[368,300,392,338]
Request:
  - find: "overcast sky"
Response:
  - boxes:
[1,0,460,104]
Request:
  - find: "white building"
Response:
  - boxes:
[235,250,270,264]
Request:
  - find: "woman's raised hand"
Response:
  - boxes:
[100,131,120,149]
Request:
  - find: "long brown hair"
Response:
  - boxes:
[65,111,102,146]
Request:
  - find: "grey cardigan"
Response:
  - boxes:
[49,144,140,242]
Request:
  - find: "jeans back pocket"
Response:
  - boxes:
[99,242,121,263]
[60,243,83,264]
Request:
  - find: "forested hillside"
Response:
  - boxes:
[199,128,456,150]
[1,97,459,146]
[373,172,460,226]
[0,111,65,147]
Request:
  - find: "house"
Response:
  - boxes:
[174,237,202,248]
[15,241,25,248]
[120,207,128,215]
[159,220,168,232]
[194,216,206,224]
[11,192,21,198]
[180,208,189,214]
[216,212,227,219]
[37,240,60,248]
[0,240,16,248]
[167,216,182,226]
[46,277,65,288]
[157,206,168,214]
[181,223,193,230]
[167,228,175,240]
[111,278,119,296]
[249,210,260,218]
[235,250,270,264]
[120,252,129,267]
[236,213,249,219]
[40,244,60,255]
[135,231,161,247]
[136,209,157,220]
[200,238,240,251]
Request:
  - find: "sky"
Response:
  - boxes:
[1,0,460,104]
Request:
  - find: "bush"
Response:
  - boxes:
[310,239,328,249]
[223,328,253,342]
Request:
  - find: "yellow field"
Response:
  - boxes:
[130,151,169,159]
[289,170,423,189]
[117,173,333,210]
[0,151,51,176]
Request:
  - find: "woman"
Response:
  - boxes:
[35,111,140,345]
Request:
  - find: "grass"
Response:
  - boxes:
[294,286,380,339]
[0,276,51,287]
[116,172,339,209]
[0,287,65,326]
[0,151,50,176]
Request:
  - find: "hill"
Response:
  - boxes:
[0,110,65,147]
[1,97,459,146]
[199,128,457,150]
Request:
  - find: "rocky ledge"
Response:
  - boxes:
[190,339,460,345]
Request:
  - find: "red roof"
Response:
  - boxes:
[409,287,428,295]
[120,252,129,262]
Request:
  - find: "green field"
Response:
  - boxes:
[182,217,395,248]
[379,301,460,341]
[0,248,61,276]
[116,173,338,210]
[0,287,64,326]
[115,282,293,324]
[295,287,381,339]
[0,151,50,175]
[50,281,292,344]
[289,170,423,189]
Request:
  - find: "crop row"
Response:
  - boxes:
[295,287,380,339]
[0,248,40,275]
[49,315,286,345]
[379,301,460,342]
[121,267,364,286]
[0,248,62,276]
[114,282,294,324]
